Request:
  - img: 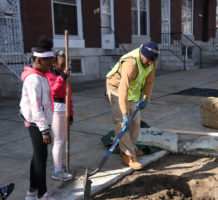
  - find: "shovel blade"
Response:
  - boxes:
[83,168,92,200]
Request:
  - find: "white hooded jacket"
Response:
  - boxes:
[20,65,53,133]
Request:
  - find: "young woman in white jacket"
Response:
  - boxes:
[20,37,56,200]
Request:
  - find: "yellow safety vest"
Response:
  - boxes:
[106,48,154,102]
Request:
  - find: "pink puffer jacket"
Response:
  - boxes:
[46,67,74,117]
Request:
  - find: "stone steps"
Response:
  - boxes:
[0,64,22,98]
[0,53,29,78]
[119,39,218,71]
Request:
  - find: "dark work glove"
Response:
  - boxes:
[137,99,150,110]
[60,72,68,80]
[69,116,73,122]
[69,116,73,126]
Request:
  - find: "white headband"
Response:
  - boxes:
[33,51,54,57]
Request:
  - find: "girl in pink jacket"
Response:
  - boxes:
[46,51,74,181]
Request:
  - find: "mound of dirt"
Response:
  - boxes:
[93,153,218,200]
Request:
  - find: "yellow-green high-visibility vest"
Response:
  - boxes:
[106,48,154,102]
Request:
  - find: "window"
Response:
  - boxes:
[131,0,138,35]
[100,0,115,49]
[131,0,149,36]
[53,1,77,35]
[140,0,147,35]
[70,58,82,73]
[52,0,83,37]
[101,0,111,34]
[181,0,193,34]
[52,0,84,48]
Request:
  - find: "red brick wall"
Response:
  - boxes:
[114,0,131,47]
[82,0,101,48]
[20,0,53,52]
[171,0,182,40]
[208,0,216,38]
[150,0,161,43]
[194,0,216,41]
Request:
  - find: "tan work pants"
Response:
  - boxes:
[107,90,140,159]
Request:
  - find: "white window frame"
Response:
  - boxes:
[132,0,150,36]
[182,0,194,35]
[51,0,84,48]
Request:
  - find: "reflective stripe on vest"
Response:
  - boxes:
[106,48,154,102]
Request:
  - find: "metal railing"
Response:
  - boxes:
[208,28,218,48]
[160,33,186,69]
[0,52,29,79]
[172,32,202,68]
[0,0,27,80]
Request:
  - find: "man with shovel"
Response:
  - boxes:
[106,42,159,170]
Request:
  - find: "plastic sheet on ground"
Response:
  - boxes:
[183,135,218,153]
[101,120,174,154]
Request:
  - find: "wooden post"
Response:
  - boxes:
[65,30,70,172]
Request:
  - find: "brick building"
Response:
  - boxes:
[0,0,218,96]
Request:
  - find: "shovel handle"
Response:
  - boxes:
[65,30,70,172]
[105,99,148,158]
[88,99,149,176]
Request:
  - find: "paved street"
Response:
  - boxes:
[1,67,218,200]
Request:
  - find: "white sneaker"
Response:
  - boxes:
[51,169,74,182]
[25,190,37,200]
[38,192,56,200]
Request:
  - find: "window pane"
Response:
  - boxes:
[140,0,146,10]
[131,10,137,35]
[102,0,111,14]
[216,0,218,27]
[131,0,137,9]
[102,14,111,34]
[54,3,78,35]
[187,0,192,10]
[181,0,192,33]
[101,0,111,34]
[182,0,186,6]
[54,0,77,5]
[140,11,147,35]
[70,59,81,73]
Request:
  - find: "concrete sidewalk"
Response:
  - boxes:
[1,67,218,200]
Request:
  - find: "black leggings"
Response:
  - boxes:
[28,126,48,197]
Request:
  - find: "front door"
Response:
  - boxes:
[161,0,171,44]
[100,0,115,49]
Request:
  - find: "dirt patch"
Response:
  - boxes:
[93,153,218,200]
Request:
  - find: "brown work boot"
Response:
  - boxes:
[135,149,144,156]
[121,153,143,170]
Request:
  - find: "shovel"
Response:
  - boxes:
[65,30,70,173]
[83,99,149,200]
